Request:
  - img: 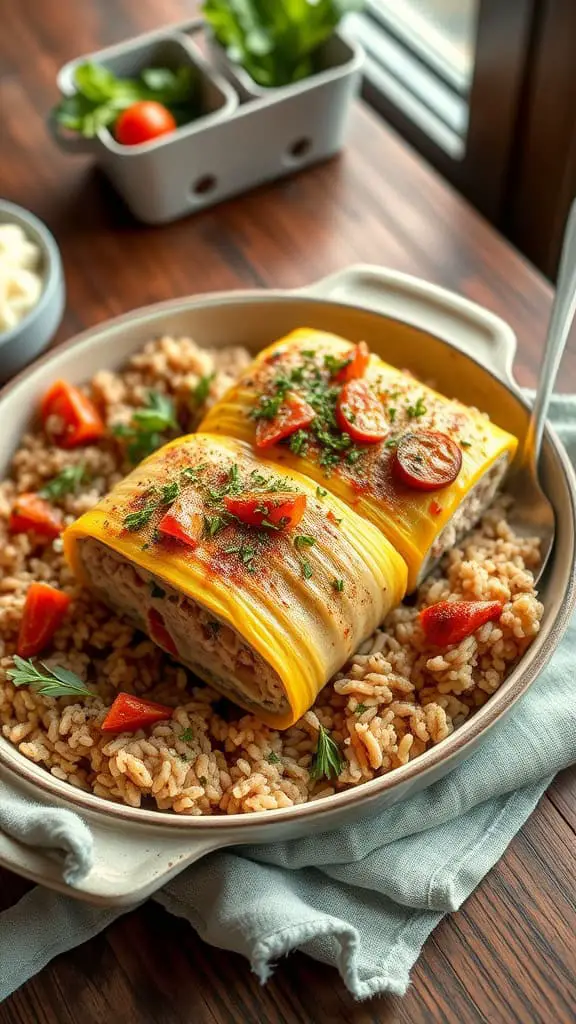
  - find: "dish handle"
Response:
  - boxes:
[300,264,517,385]
[0,769,226,906]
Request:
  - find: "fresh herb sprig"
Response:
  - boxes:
[113,391,177,465]
[7,657,94,699]
[39,464,88,500]
[310,724,344,781]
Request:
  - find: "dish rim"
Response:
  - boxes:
[1,285,575,831]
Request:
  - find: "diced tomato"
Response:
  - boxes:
[9,493,62,539]
[335,379,388,444]
[101,692,172,734]
[158,508,203,548]
[17,582,71,658]
[224,491,307,530]
[40,380,105,449]
[336,342,370,382]
[429,500,443,516]
[393,431,462,491]
[419,600,502,647]
[148,608,178,657]
[255,392,315,449]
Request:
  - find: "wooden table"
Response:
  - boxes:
[1,3,575,1022]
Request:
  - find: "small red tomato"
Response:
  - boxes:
[9,493,63,539]
[393,431,462,491]
[336,342,370,382]
[255,393,316,449]
[101,692,173,734]
[224,491,307,530]
[419,600,502,647]
[115,101,176,146]
[148,608,178,657]
[336,379,387,444]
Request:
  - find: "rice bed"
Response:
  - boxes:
[0,337,542,814]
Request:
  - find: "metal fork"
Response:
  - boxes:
[507,199,576,583]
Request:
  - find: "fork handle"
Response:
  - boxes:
[525,200,576,464]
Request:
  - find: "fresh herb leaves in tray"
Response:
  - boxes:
[202,0,363,88]
[54,62,198,139]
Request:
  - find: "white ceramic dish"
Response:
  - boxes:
[1,264,575,905]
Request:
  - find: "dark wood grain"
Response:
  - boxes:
[0,2,575,1022]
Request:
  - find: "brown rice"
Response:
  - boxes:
[0,337,543,814]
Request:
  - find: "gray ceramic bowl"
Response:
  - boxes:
[0,200,65,383]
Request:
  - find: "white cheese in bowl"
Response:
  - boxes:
[0,223,44,333]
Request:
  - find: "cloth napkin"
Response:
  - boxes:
[1,396,575,1003]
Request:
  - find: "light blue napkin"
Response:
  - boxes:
[1,396,575,1003]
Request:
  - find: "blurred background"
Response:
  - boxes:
[348,0,576,281]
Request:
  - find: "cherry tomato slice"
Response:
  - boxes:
[255,392,315,449]
[419,600,502,647]
[9,493,63,539]
[101,692,173,734]
[335,379,388,444]
[224,491,307,530]
[17,582,71,658]
[336,341,370,382]
[115,101,176,146]
[393,431,462,491]
[40,380,105,449]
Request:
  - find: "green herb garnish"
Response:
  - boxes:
[160,481,180,505]
[180,727,194,742]
[39,464,87,500]
[354,703,368,715]
[460,440,472,449]
[123,505,156,532]
[266,751,282,765]
[289,430,309,456]
[316,486,327,498]
[388,407,397,423]
[309,724,344,781]
[113,391,177,465]
[332,578,344,592]
[7,657,94,699]
[192,373,215,405]
[301,560,314,580]
[204,514,229,538]
[294,534,315,550]
[406,396,427,419]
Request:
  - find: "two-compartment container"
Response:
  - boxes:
[49,18,364,225]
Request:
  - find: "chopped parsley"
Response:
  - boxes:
[324,353,349,375]
[460,440,472,449]
[160,481,179,505]
[39,463,87,500]
[406,396,427,419]
[332,578,344,592]
[204,514,229,538]
[123,504,156,532]
[122,478,180,532]
[289,430,309,456]
[180,727,194,742]
[266,751,282,765]
[316,486,327,498]
[191,373,214,405]
[354,703,368,714]
[301,560,313,580]
[181,463,208,483]
[294,535,315,550]
[388,407,397,423]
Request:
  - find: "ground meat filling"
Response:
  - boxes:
[78,537,289,716]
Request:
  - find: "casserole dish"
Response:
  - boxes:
[1,264,574,906]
